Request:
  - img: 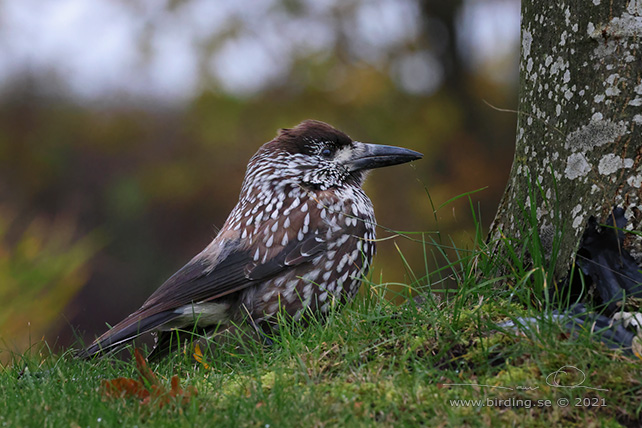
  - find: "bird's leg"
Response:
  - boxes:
[241,304,274,346]
[251,318,274,346]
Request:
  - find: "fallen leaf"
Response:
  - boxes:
[100,348,197,408]
[102,377,149,400]
[134,348,159,387]
[193,344,210,370]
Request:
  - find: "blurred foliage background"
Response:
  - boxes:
[0,0,519,357]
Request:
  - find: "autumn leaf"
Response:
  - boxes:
[193,344,210,370]
[101,348,197,408]
[134,348,159,387]
[102,377,150,400]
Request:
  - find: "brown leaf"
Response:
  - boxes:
[170,375,180,396]
[134,348,159,387]
[101,377,149,400]
[100,348,197,408]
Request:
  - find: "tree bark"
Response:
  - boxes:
[490,0,642,279]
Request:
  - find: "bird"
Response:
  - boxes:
[80,120,422,359]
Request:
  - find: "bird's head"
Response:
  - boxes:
[245,120,423,192]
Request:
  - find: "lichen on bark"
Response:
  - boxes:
[490,0,642,278]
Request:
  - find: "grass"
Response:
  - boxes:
[1,200,641,427]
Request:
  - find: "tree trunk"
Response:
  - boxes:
[489,0,642,280]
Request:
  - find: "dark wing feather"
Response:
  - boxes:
[82,231,327,359]
[140,248,252,314]
[78,310,180,358]
[147,231,328,311]
[81,245,253,358]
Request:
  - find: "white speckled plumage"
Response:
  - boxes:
[81,120,421,360]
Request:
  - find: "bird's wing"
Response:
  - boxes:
[139,247,253,314]
[81,231,327,358]
[143,232,327,312]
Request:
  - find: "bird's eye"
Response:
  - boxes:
[321,148,333,158]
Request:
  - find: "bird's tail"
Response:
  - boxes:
[78,310,180,359]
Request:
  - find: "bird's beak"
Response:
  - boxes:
[345,142,423,172]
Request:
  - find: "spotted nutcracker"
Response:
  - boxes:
[80,120,422,359]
